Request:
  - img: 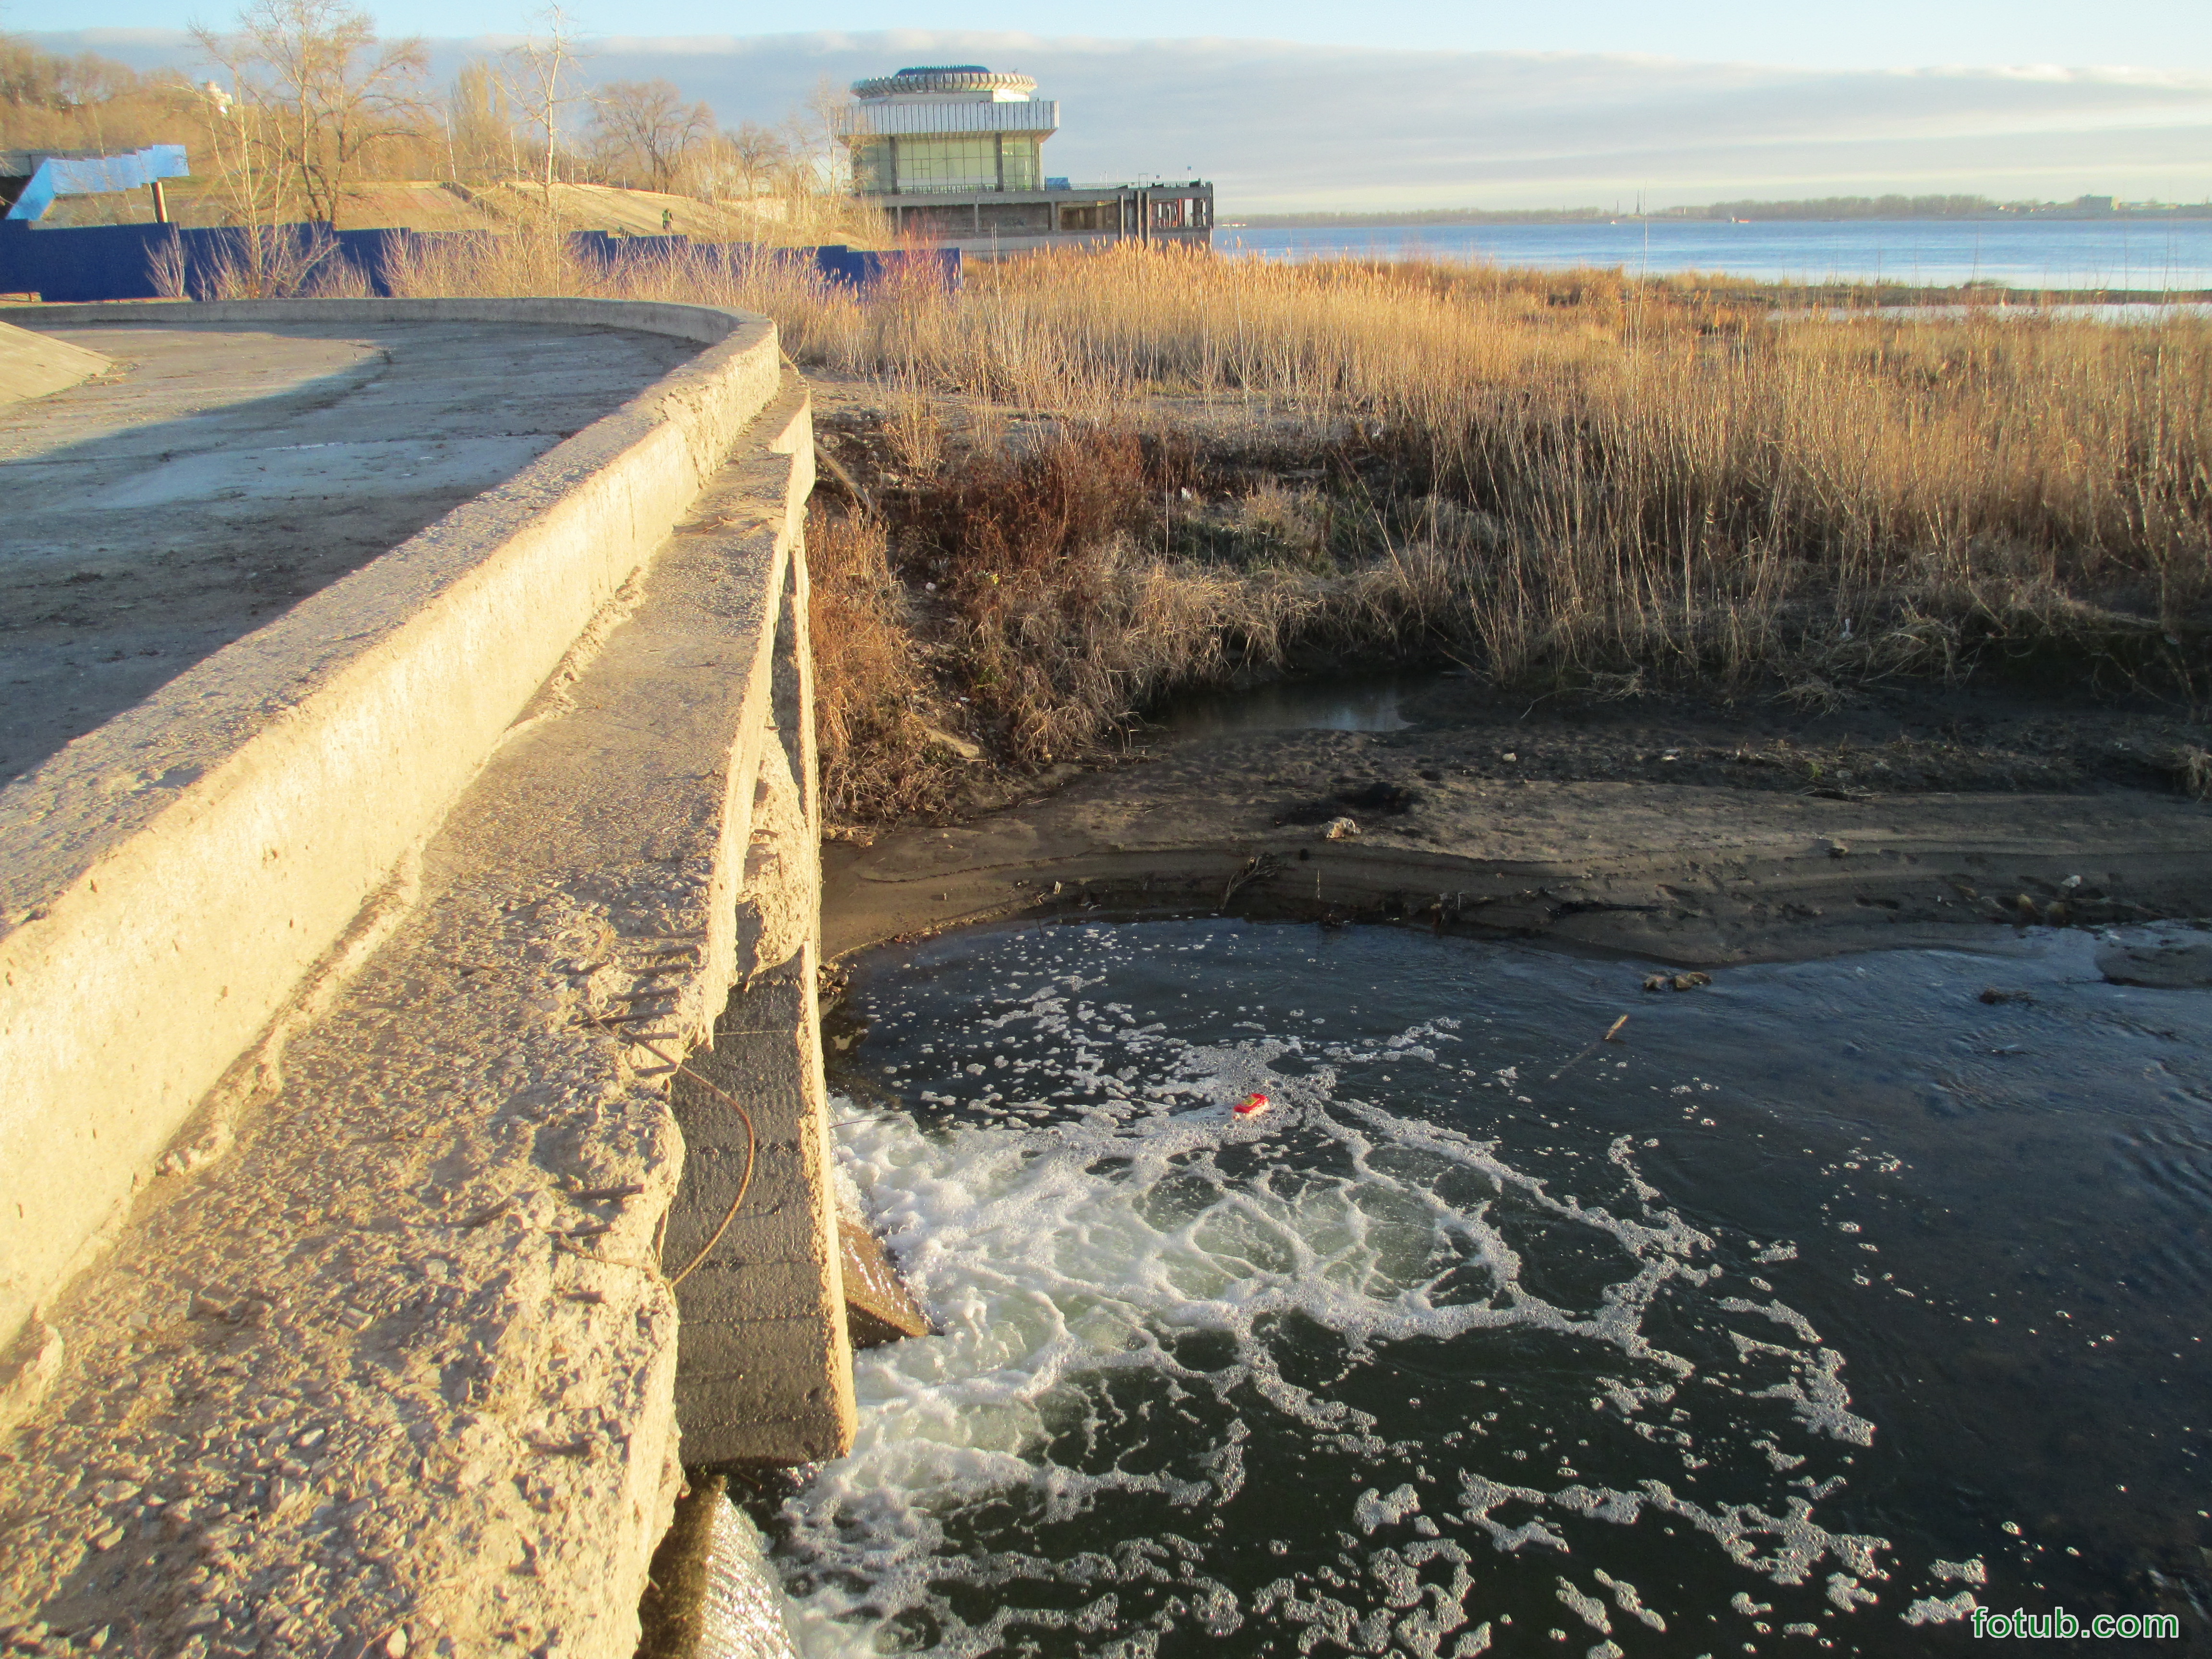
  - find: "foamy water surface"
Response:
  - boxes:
[761,921,2212,1656]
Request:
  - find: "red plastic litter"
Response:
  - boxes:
[1233,1091,1272,1118]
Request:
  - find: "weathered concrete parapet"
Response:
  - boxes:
[666,520,855,1459]
[0,302,845,1656]
[0,298,778,1384]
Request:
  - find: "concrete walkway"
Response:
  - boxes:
[0,319,694,783]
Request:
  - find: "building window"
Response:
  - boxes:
[998,136,1041,191]
[852,140,893,193]
[895,136,1001,192]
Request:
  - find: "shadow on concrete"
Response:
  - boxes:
[0,317,696,783]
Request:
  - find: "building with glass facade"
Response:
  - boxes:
[835,66,1213,257]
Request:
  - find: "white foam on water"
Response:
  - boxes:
[773,928,1898,1655]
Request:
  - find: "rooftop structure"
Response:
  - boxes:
[1,145,189,222]
[835,65,1211,257]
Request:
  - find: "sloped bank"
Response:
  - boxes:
[822,689,2212,968]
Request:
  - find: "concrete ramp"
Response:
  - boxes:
[0,317,107,402]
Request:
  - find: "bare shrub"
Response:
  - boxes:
[145,229,188,299]
[201,222,367,298]
[875,373,944,479]
[900,422,1152,586]
[849,422,1321,766]
[806,504,958,822]
[939,535,1312,765]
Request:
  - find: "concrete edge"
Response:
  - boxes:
[1,297,745,346]
[661,373,854,1465]
[0,298,782,1377]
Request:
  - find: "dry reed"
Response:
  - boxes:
[384,235,2212,811]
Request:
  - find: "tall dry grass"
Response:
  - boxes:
[381,236,2212,808]
[842,250,2211,678]
[375,228,889,363]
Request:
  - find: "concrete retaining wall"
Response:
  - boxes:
[0,298,779,1387]
[0,300,854,1656]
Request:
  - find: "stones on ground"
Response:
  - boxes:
[918,723,981,762]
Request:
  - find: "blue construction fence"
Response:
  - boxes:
[0,219,958,304]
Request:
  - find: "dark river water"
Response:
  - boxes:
[764,920,2212,1656]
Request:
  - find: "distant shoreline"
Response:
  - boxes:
[1231,206,2212,229]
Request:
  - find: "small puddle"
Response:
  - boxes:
[769,920,2211,1655]
[1151,674,1424,737]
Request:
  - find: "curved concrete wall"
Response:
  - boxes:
[0,299,783,1373]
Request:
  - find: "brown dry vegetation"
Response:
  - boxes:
[371,235,2212,820]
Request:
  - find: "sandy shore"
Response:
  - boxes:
[823,679,2212,970]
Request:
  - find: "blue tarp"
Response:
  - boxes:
[5,145,190,223]
[0,219,960,301]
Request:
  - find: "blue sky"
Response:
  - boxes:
[16,0,2211,70]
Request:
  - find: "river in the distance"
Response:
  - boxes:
[764,919,2212,1655]
[1216,219,2212,291]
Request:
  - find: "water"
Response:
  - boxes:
[1217,219,2212,291]
[775,920,2212,1655]
[1151,674,1417,737]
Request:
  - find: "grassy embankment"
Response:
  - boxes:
[376,235,2212,822]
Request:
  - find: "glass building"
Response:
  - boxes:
[835,65,1213,256]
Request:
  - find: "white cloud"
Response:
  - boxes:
[39,27,2212,209]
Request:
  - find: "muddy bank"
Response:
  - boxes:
[823,678,2212,967]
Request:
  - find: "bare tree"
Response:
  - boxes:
[1,35,196,157]
[505,5,587,223]
[191,72,286,238]
[585,77,712,193]
[191,0,426,227]
[799,75,861,192]
[443,58,519,185]
[713,119,789,198]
